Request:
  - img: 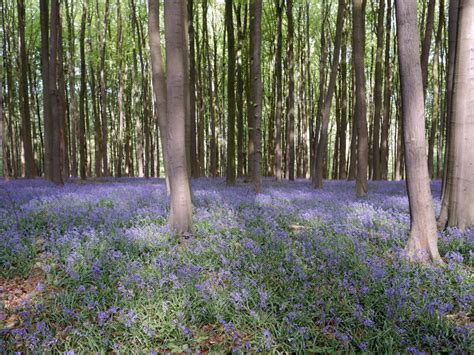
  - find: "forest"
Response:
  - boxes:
[0,0,473,352]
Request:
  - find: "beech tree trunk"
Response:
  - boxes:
[314,0,345,188]
[18,0,36,178]
[439,0,459,217]
[225,0,236,184]
[442,0,474,230]
[163,0,193,235]
[396,0,442,264]
[274,0,283,181]
[188,0,198,178]
[372,0,384,180]
[286,0,295,181]
[352,0,368,197]
[249,0,262,192]
[148,0,169,192]
[78,0,87,179]
[420,0,436,95]
[380,0,392,180]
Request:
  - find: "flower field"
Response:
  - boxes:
[0,178,472,353]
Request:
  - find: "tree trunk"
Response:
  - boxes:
[249,0,262,192]
[164,0,193,235]
[352,0,368,197]
[79,0,87,179]
[188,0,198,179]
[338,27,348,180]
[443,0,474,230]
[18,0,37,178]
[372,0,384,180]
[40,0,52,180]
[225,0,236,184]
[274,0,283,181]
[420,0,436,95]
[439,0,459,226]
[286,0,295,181]
[396,0,442,264]
[236,3,246,178]
[148,0,170,192]
[380,0,392,180]
[314,0,345,188]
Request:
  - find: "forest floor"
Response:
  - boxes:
[0,178,472,353]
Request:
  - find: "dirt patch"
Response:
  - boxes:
[0,267,46,327]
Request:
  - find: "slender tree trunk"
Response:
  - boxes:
[188,0,198,178]
[78,0,87,179]
[236,3,246,178]
[420,0,436,95]
[352,0,368,197]
[148,0,170,192]
[286,0,295,181]
[372,0,384,180]
[396,0,442,264]
[439,0,459,226]
[225,0,236,184]
[164,0,193,235]
[249,0,262,192]
[314,0,345,188]
[338,27,348,180]
[51,0,65,185]
[274,0,283,180]
[380,0,392,180]
[428,0,444,179]
[18,0,36,178]
[40,0,52,180]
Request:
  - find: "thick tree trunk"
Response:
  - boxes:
[164,0,193,235]
[352,0,368,197]
[396,0,442,264]
[443,0,474,230]
[225,0,236,184]
[18,0,36,178]
[314,0,345,188]
[249,0,262,192]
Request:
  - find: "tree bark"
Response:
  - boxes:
[420,0,436,95]
[439,0,459,224]
[352,0,368,196]
[148,0,170,192]
[18,0,37,178]
[249,0,262,192]
[286,0,295,181]
[442,0,474,230]
[314,0,345,188]
[274,0,283,181]
[188,0,198,178]
[78,0,87,179]
[225,0,236,184]
[164,0,193,235]
[380,0,392,180]
[396,0,442,264]
[372,0,384,180]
